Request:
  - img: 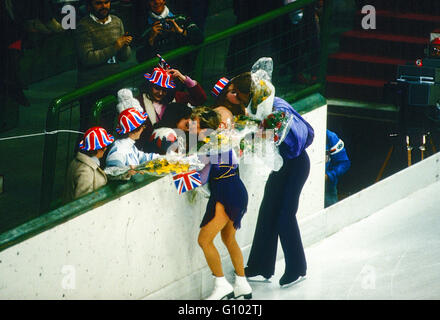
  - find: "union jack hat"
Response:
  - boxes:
[211,77,229,97]
[144,67,176,89]
[79,126,114,151]
[116,108,148,135]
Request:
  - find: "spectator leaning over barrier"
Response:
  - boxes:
[231,65,315,288]
[105,108,160,171]
[145,102,193,154]
[211,77,247,118]
[63,127,114,203]
[325,129,350,208]
[135,62,206,151]
[134,0,204,72]
[75,0,132,133]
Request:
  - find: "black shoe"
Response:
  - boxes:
[244,267,272,280]
[279,272,306,287]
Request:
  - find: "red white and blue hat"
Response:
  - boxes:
[79,126,114,151]
[116,108,148,135]
[144,67,176,89]
[211,77,229,97]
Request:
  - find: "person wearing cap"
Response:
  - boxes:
[135,64,206,151]
[106,108,160,169]
[63,126,115,202]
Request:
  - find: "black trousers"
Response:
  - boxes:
[246,150,310,277]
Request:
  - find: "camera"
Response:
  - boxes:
[159,19,172,31]
[385,30,440,136]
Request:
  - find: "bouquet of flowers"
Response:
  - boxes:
[261,111,293,146]
[135,154,205,177]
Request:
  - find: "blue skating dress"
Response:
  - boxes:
[200,150,248,230]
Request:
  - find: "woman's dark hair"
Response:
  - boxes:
[154,102,192,129]
[140,77,177,105]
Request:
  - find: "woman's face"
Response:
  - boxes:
[150,84,168,102]
[225,84,241,105]
[177,117,201,134]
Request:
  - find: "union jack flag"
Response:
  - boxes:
[172,170,202,195]
[157,54,171,70]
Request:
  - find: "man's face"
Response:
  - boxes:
[149,0,166,15]
[90,0,111,20]
[235,89,251,107]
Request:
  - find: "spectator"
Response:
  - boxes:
[63,126,114,202]
[134,0,204,73]
[148,102,192,154]
[105,108,159,169]
[211,77,246,117]
[135,64,206,151]
[325,129,350,207]
[75,0,132,133]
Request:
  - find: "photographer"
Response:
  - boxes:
[134,0,204,73]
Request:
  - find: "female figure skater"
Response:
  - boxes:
[190,106,252,300]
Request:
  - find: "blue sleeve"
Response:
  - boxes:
[274,97,314,159]
[326,130,350,184]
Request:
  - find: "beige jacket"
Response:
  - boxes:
[63,152,107,202]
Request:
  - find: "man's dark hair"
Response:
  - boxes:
[230,72,252,94]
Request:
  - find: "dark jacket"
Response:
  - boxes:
[135,8,204,64]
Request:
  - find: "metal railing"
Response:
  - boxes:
[40,0,333,213]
